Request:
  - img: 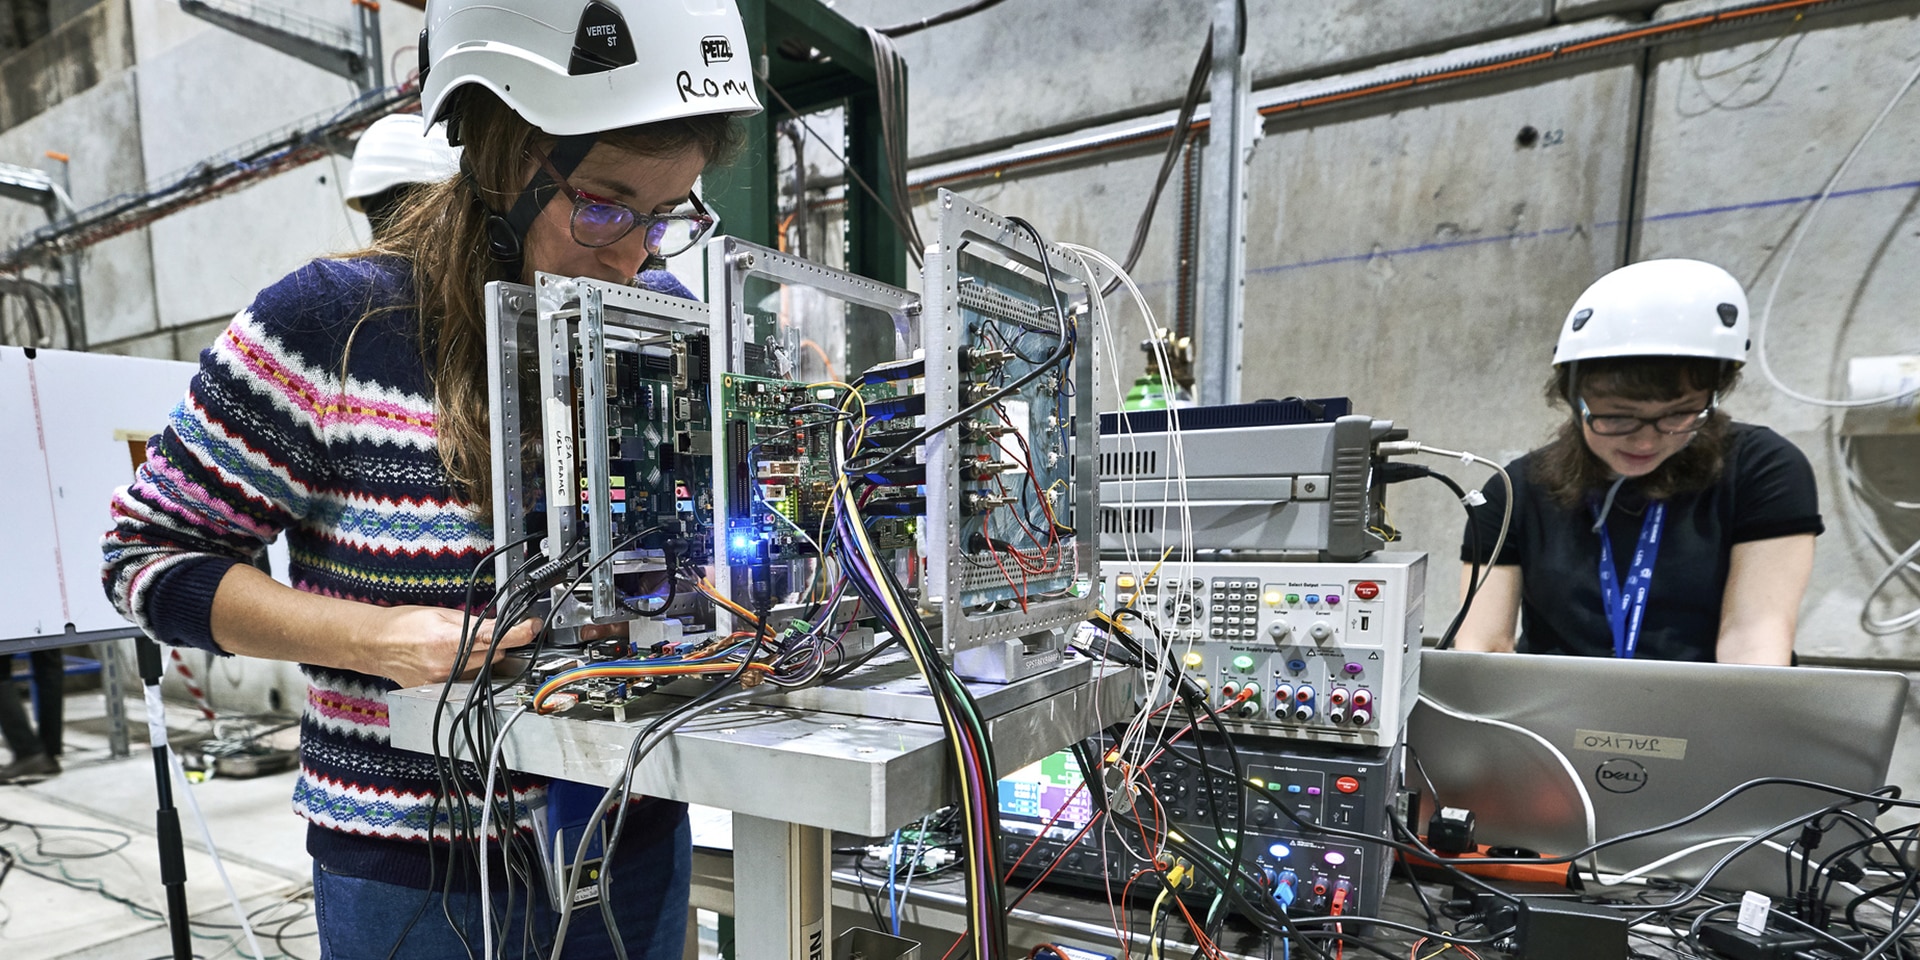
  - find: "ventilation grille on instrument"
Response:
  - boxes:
[1099,450,1158,479]
[1101,507,1158,534]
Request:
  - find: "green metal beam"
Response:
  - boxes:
[704,0,906,288]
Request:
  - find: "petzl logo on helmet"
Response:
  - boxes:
[702,36,733,65]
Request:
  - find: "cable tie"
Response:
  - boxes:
[1463,490,1487,507]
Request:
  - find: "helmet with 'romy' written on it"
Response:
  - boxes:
[419,0,763,138]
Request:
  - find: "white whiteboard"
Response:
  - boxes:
[0,347,196,640]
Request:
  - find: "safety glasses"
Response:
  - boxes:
[1578,396,1716,436]
[534,150,716,258]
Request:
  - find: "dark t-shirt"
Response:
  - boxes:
[1460,423,1823,661]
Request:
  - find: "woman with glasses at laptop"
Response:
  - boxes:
[100,1,756,955]
[1453,259,1822,665]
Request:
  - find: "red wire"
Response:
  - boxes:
[1332,892,1347,960]
[1117,867,1158,959]
[980,519,1031,612]
[1008,810,1106,902]
[987,696,1243,960]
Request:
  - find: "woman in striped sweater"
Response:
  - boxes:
[101,2,760,956]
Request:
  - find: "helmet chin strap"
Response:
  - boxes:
[468,133,600,278]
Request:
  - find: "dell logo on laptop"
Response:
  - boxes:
[1595,758,1649,794]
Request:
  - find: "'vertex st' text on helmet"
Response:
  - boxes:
[419,0,763,138]
[1554,259,1750,367]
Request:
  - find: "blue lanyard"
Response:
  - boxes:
[1595,501,1666,659]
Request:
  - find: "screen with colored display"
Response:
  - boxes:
[996,750,1095,839]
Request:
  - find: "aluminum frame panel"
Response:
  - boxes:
[921,190,1101,655]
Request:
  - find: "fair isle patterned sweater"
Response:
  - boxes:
[103,257,683,887]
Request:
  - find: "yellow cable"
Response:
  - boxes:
[1122,547,1177,610]
[1149,887,1170,960]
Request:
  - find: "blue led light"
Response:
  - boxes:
[1268,842,1292,859]
[731,534,752,552]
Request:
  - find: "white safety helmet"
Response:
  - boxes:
[419,0,763,138]
[1553,259,1750,367]
[345,114,462,211]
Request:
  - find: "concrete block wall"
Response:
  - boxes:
[0,0,424,361]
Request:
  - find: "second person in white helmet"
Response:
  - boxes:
[1453,259,1822,664]
[344,113,462,239]
[101,1,761,956]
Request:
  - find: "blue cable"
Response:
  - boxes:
[886,828,902,936]
[1274,869,1297,960]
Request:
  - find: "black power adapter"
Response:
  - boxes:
[1514,898,1627,960]
[1697,921,1873,960]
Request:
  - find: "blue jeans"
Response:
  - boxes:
[312,814,691,960]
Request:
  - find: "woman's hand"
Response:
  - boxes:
[353,605,538,688]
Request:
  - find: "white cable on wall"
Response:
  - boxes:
[1753,54,1920,408]
[1830,433,1920,635]
[1861,535,1920,636]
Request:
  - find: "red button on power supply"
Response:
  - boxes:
[1353,582,1380,600]
[1334,776,1360,794]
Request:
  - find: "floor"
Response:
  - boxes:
[0,689,723,960]
[0,688,314,960]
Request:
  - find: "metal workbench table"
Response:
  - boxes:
[389,652,1136,959]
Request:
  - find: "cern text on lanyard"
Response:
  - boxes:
[1595,501,1667,659]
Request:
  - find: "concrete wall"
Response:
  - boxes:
[0,0,423,360]
[0,0,129,132]
[833,0,1557,162]
[126,0,420,344]
[0,67,155,349]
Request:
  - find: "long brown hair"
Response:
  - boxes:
[351,89,739,515]
[1535,355,1743,508]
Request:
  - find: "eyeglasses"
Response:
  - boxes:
[1578,396,1715,436]
[534,150,716,258]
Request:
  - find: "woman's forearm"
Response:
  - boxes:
[207,564,534,687]
[208,564,384,672]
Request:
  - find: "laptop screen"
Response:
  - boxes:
[1407,650,1907,896]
